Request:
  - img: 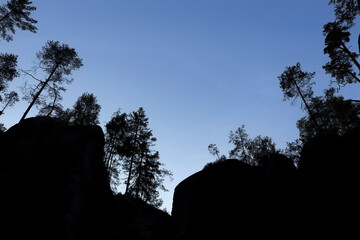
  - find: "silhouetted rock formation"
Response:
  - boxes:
[103,194,171,240]
[172,155,300,239]
[172,132,360,239]
[299,131,360,237]
[0,117,111,240]
[0,117,172,240]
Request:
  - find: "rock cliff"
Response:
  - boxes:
[0,117,112,240]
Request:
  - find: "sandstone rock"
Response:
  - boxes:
[0,117,112,240]
[171,156,300,239]
[103,194,171,240]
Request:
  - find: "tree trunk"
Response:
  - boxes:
[135,155,144,198]
[293,80,322,133]
[19,63,60,123]
[341,42,360,72]
[125,124,139,194]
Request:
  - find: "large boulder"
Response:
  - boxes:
[0,117,112,240]
[299,131,360,237]
[171,155,300,239]
[103,194,171,240]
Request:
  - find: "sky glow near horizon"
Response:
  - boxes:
[2,0,359,211]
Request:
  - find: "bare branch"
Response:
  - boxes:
[21,69,44,83]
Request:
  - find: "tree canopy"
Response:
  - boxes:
[208,125,279,167]
[104,107,172,208]
[20,40,83,122]
[0,0,37,42]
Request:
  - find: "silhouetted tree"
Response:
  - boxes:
[0,123,5,132]
[322,1,360,86]
[104,110,128,192]
[278,62,321,132]
[37,82,65,117]
[329,0,360,26]
[20,40,82,122]
[209,125,278,166]
[297,88,360,142]
[0,53,19,115]
[229,126,278,166]
[131,149,172,208]
[323,22,360,84]
[52,93,101,126]
[284,139,302,166]
[71,93,101,125]
[0,0,37,118]
[0,91,18,115]
[0,0,37,42]
[208,143,226,161]
[108,107,172,207]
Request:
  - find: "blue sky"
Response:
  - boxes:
[2,0,358,211]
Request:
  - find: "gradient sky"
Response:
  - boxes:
[2,0,359,211]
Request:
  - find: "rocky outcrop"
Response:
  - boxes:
[172,131,360,239]
[0,117,172,240]
[172,155,300,239]
[0,117,112,240]
[104,194,171,240]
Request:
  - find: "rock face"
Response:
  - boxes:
[172,155,300,239]
[172,131,360,239]
[104,194,171,240]
[299,131,360,237]
[0,117,172,240]
[0,117,112,240]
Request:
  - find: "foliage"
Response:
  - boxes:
[71,93,101,125]
[297,88,360,142]
[20,40,83,122]
[104,107,172,208]
[284,139,302,166]
[323,22,360,85]
[0,0,37,120]
[0,91,18,115]
[0,53,19,115]
[52,92,101,126]
[278,62,321,133]
[329,0,360,26]
[104,110,128,191]
[278,63,315,107]
[208,144,226,162]
[209,125,279,167]
[0,0,37,42]
[278,1,360,162]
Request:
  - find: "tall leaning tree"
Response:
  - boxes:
[278,62,321,133]
[20,40,82,122]
[0,0,37,117]
[323,0,360,86]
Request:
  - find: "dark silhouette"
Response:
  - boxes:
[20,40,83,122]
[173,142,358,239]
[323,21,360,84]
[0,0,37,42]
[0,116,172,240]
[0,0,37,119]
[297,87,360,142]
[0,117,111,240]
[209,124,279,166]
[104,110,128,190]
[278,62,321,132]
[104,107,172,208]
[172,155,300,239]
[53,92,101,125]
[0,53,19,115]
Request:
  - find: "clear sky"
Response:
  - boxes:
[2,0,359,211]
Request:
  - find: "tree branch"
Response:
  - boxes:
[21,69,44,83]
[341,41,360,72]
